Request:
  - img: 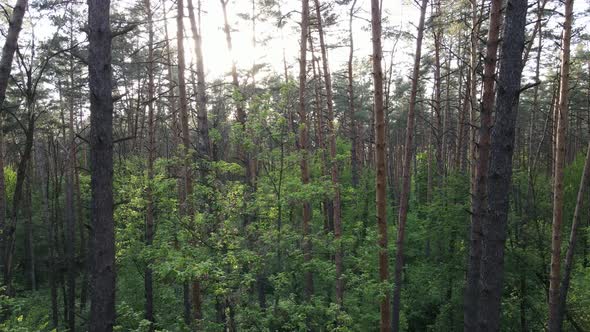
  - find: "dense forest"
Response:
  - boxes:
[0,0,588,330]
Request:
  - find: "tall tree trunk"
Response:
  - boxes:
[4,112,35,296]
[0,0,28,294]
[88,0,115,330]
[548,0,575,329]
[313,0,344,307]
[298,0,313,302]
[144,0,155,327]
[24,162,35,290]
[477,0,528,329]
[348,0,359,188]
[65,64,77,332]
[370,0,390,330]
[188,0,210,159]
[392,0,428,330]
[176,0,201,322]
[38,138,58,328]
[464,0,501,326]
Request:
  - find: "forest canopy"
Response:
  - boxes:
[0,0,589,331]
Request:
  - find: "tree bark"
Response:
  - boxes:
[298,0,313,302]
[392,0,428,330]
[188,0,210,159]
[144,0,155,327]
[370,0,390,330]
[348,0,359,188]
[88,0,116,330]
[477,0,528,329]
[464,0,501,327]
[0,0,28,294]
[548,0,574,329]
[312,0,344,307]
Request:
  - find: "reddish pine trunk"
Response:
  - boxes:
[548,0,574,329]
[464,0,501,327]
[298,0,314,301]
[370,0,390,330]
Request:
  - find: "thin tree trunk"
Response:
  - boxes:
[370,0,390,330]
[88,0,115,329]
[392,0,428,330]
[144,0,155,327]
[24,162,35,290]
[188,0,210,159]
[298,0,313,302]
[176,0,201,322]
[548,0,575,329]
[348,0,359,188]
[555,142,590,329]
[313,0,343,307]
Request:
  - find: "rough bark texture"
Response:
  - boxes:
[464,0,500,327]
[370,0,389,330]
[88,0,116,330]
[477,0,528,329]
[548,0,574,329]
[298,0,313,301]
[392,0,428,330]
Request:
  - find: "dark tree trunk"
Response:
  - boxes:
[144,0,155,327]
[88,0,116,330]
[477,0,528,330]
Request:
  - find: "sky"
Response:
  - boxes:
[153,0,421,81]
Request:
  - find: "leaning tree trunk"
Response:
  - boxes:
[477,0,528,329]
[0,0,28,294]
[392,0,428,330]
[548,0,574,329]
[555,142,590,329]
[88,0,116,330]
